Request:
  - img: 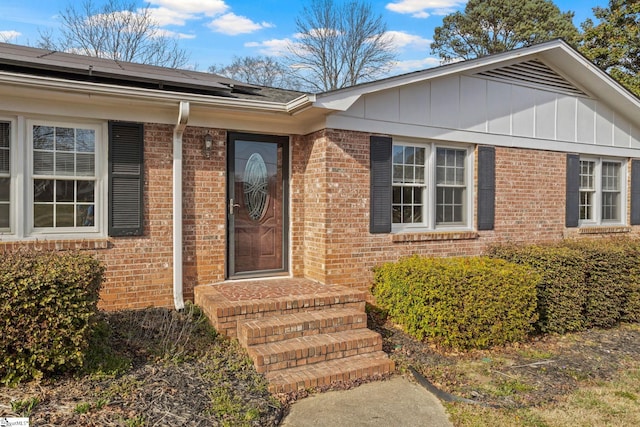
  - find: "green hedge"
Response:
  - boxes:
[488,244,588,334]
[0,249,104,385]
[490,239,640,333]
[372,256,539,350]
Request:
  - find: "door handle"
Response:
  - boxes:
[229,199,241,215]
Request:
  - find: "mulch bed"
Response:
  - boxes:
[368,309,640,408]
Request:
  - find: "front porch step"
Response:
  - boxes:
[247,328,383,374]
[195,279,395,393]
[237,307,368,347]
[194,279,366,338]
[265,351,395,393]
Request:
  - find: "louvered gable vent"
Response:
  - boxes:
[474,59,587,96]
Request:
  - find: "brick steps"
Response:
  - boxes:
[266,351,395,393]
[247,328,382,373]
[238,307,367,347]
[194,279,394,393]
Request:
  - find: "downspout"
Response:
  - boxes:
[173,101,189,310]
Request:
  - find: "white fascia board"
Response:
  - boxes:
[327,114,640,158]
[0,71,315,115]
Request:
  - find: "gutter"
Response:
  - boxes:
[0,71,316,115]
[173,101,189,310]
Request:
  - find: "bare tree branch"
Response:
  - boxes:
[287,0,396,92]
[36,0,189,68]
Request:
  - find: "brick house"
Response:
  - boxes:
[1,39,640,312]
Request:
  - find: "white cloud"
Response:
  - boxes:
[208,13,273,36]
[391,56,442,73]
[148,0,229,17]
[245,38,291,57]
[147,7,193,26]
[385,31,431,50]
[386,0,466,18]
[156,29,196,40]
[0,30,21,41]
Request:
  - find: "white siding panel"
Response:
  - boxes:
[512,85,535,137]
[399,82,430,125]
[632,125,640,149]
[345,96,365,118]
[460,76,487,132]
[596,102,614,146]
[556,95,576,142]
[577,98,596,144]
[364,89,400,122]
[487,80,511,135]
[613,115,631,147]
[535,90,556,140]
[430,76,460,129]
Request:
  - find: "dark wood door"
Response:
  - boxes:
[228,133,288,276]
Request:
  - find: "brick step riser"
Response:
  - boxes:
[250,338,383,374]
[238,313,368,347]
[266,353,395,393]
[212,301,366,338]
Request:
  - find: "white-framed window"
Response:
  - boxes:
[579,157,625,225]
[0,121,10,230]
[392,141,472,231]
[31,123,98,231]
[0,118,106,239]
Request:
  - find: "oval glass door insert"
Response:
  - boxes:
[243,153,269,221]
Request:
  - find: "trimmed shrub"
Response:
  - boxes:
[0,249,104,385]
[488,244,588,334]
[372,256,539,350]
[563,239,634,328]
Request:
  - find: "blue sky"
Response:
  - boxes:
[0,0,608,74]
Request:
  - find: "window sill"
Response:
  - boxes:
[578,226,631,235]
[0,238,110,250]
[391,230,478,243]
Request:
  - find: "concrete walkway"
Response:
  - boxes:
[280,376,453,427]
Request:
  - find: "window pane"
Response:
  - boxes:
[415,166,424,182]
[601,162,619,191]
[393,165,403,183]
[404,146,414,163]
[56,204,75,227]
[34,204,53,227]
[0,177,9,201]
[602,192,619,221]
[56,127,75,151]
[436,187,465,225]
[402,206,412,223]
[34,151,54,175]
[76,129,95,153]
[392,205,401,223]
[403,165,414,183]
[413,187,422,204]
[579,191,593,221]
[393,187,401,204]
[56,152,75,176]
[393,146,404,164]
[413,206,422,223]
[415,147,425,164]
[76,153,95,176]
[580,161,594,189]
[34,180,54,202]
[0,122,9,148]
[0,149,8,174]
[56,180,75,202]
[77,181,94,202]
[0,204,8,228]
[78,204,94,227]
[403,186,413,204]
[33,126,54,150]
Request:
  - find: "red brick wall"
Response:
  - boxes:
[0,123,229,310]
[296,129,640,290]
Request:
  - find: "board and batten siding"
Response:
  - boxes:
[328,74,640,153]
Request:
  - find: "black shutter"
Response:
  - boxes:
[370,135,392,234]
[631,160,640,225]
[109,122,144,236]
[477,146,495,231]
[565,154,580,228]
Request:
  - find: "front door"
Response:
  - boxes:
[227,133,288,277]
